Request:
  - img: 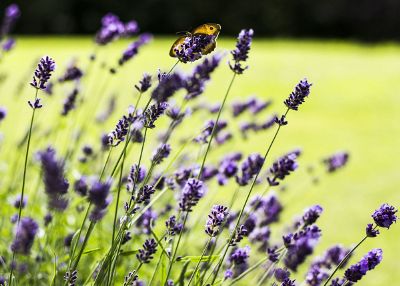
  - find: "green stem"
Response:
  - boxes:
[100,147,113,180]
[187,238,212,286]
[197,73,236,179]
[167,60,180,75]
[228,257,269,286]
[9,88,39,285]
[149,252,164,286]
[323,235,369,286]
[71,221,96,272]
[163,211,189,285]
[210,108,289,284]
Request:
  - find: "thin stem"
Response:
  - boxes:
[187,237,212,286]
[149,252,164,286]
[228,257,269,286]
[167,60,179,75]
[211,108,290,284]
[323,235,369,286]
[197,73,236,179]
[100,147,113,180]
[9,88,39,284]
[163,211,189,285]
[70,221,96,272]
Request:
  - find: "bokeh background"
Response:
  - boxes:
[0,0,398,285]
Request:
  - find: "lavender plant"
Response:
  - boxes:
[0,11,397,286]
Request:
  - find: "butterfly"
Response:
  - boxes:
[169,23,222,58]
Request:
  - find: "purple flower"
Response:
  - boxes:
[151,73,184,103]
[127,164,146,189]
[0,106,6,122]
[267,152,298,186]
[179,178,205,212]
[275,268,291,282]
[88,181,112,222]
[136,238,157,264]
[284,226,322,271]
[284,79,312,111]
[205,205,229,237]
[135,185,155,205]
[109,112,138,146]
[2,38,15,51]
[323,152,349,173]
[173,34,216,63]
[135,73,152,93]
[119,33,152,66]
[371,203,397,229]
[151,143,171,165]
[195,120,227,144]
[230,225,248,246]
[30,56,56,90]
[229,29,254,74]
[344,248,383,282]
[224,269,233,280]
[64,270,78,285]
[143,101,168,128]
[61,88,79,116]
[258,194,283,226]
[305,265,329,286]
[136,208,157,235]
[166,215,183,236]
[302,205,323,227]
[59,66,83,82]
[95,13,125,45]
[281,278,297,286]
[38,147,69,211]
[228,246,250,277]
[268,246,280,262]
[11,217,39,255]
[184,54,221,100]
[13,195,27,209]
[1,4,20,36]
[366,223,379,237]
[235,153,264,186]
[123,20,139,36]
[249,226,270,250]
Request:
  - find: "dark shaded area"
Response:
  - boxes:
[2,0,400,41]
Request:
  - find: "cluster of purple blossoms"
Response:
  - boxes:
[61,88,79,116]
[235,153,264,186]
[108,111,140,146]
[344,248,383,282]
[143,101,168,128]
[284,225,322,271]
[127,164,146,190]
[38,147,70,211]
[305,245,350,286]
[179,178,205,212]
[59,66,83,82]
[1,4,20,38]
[205,205,229,237]
[87,180,112,222]
[135,208,157,235]
[135,185,155,205]
[151,143,171,165]
[284,79,312,111]
[216,153,242,185]
[74,177,88,197]
[184,54,221,100]
[165,215,183,237]
[135,73,152,93]
[173,34,215,63]
[13,194,27,209]
[240,114,277,138]
[2,38,15,52]
[118,33,153,66]
[229,29,254,74]
[195,120,228,144]
[64,270,78,286]
[302,205,323,227]
[232,97,272,117]
[10,217,39,255]
[136,238,158,264]
[267,151,299,186]
[151,73,184,103]
[323,152,349,173]
[230,224,248,246]
[95,13,139,45]
[371,203,397,228]
[226,246,250,278]
[30,56,56,90]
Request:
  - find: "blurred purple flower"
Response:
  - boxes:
[88,180,112,222]
[11,217,38,255]
[344,248,383,282]
[119,33,152,66]
[372,203,397,228]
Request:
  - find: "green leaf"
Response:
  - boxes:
[119,249,139,256]
[82,248,102,255]
[178,255,219,263]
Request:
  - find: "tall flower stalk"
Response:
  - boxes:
[9,56,55,284]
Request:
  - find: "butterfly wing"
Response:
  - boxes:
[201,40,217,55]
[169,36,187,57]
[191,23,221,37]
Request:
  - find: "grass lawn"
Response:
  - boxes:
[0,37,398,285]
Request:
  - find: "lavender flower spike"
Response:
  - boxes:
[229,29,254,74]
[135,73,152,93]
[88,180,112,222]
[371,203,397,228]
[136,238,158,264]
[344,248,383,283]
[30,56,56,90]
[205,205,229,237]
[179,178,206,212]
[38,147,70,211]
[119,33,153,66]
[10,217,39,255]
[284,79,312,111]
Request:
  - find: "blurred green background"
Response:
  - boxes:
[0,37,398,284]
